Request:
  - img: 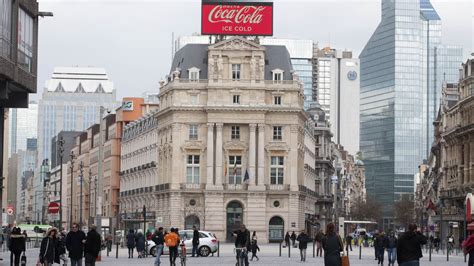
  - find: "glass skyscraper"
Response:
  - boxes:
[360,0,462,222]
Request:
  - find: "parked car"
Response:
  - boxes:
[147,230,218,257]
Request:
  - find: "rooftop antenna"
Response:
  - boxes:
[171,32,175,63]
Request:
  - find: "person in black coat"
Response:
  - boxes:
[297,230,310,262]
[192,226,200,257]
[290,231,297,248]
[39,228,59,266]
[249,240,260,261]
[375,232,387,265]
[9,227,25,266]
[66,223,86,266]
[397,224,427,266]
[84,225,101,266]
[322,223,342,266]
[126,229,136,258]
[284,232,290,248]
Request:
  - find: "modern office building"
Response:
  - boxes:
[35,66,118,222]
[15,139,37,223]
[359,0,463,223]
[8,101,38,156]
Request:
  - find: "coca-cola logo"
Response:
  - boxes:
[208,5,265,24]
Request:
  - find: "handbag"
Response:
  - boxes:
[20,252,27,265]
[341,253,350,266]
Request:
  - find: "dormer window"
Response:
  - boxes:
[232,64,241,80]
[188,67,200,81]
[272,69,284,82]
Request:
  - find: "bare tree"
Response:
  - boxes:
[350,197,382,223]
[394,194,415,228]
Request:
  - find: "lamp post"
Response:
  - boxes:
[79,161,84,226]
[58,136,64,230]
[69,151,75,229]
[88,168,92,226]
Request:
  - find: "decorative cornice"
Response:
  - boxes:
[223,140,248,151]
[180,141,206,153]
[265,142,290,153]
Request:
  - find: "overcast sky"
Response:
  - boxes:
[36,0,473,100]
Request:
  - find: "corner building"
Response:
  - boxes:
[148,37,315,242]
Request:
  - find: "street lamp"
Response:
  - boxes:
[88,168,92,227]
[69,151,75,229]
[79,161,84,226]
[58,136,65,230]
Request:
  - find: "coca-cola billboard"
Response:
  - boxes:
[202,0,273,36]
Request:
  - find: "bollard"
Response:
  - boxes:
[279,241,282,257]
[313,240,315,258]
[288,242,291,258]
[145,242,148,258]
[359,243,362,260]
[217,241,220,257]
[429,243,432,261]
[116,242,119,259]
[447,245,449,261]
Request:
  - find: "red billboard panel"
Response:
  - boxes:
[202,1,273,36]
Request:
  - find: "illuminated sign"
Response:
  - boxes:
[202,0,273,36]
[122,101,134,111]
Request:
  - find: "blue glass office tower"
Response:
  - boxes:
[360,0,462,223]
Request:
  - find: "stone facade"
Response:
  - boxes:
[131,37,316,243]
[418,58,474,244]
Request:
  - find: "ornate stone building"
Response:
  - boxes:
[120,37,317,243]
[418,58,473,244]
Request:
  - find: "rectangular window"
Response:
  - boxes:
[232,64,241,80]
[17,8,34,72]
[190,71,199,81]
[273,72,282,81]
[274,96,281,105]
[228,155,242,184]
[273,126,282,141]
[270,156,284,185]
[186,155,200,184]
[231,126,240,140]
[189,125,198,140]
[233,95,240,104]
[0,0,12,59]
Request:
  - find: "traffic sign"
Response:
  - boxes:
[48,202,60,214]
[6,205,14,216]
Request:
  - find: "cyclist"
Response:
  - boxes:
[233,224,250,266]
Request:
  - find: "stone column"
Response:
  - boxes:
[248,124,257,186]
[257,124,265,185]
[289,125,299,191]
[207,123,214,186]
[215,123,224,186]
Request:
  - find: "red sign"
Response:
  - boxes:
[48,202,60,214]
[467,198,472,223]
[202,1,273,36]
[6,205,14,216]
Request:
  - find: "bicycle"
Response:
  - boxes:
[234,247,247,266]
[179,240,187,266]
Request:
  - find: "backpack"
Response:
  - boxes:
[164,233,179,247]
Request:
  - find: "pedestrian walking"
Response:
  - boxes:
[297,230,310,262]
[84,225,101,266]
[9,227,25,266]
[233,224,250,266]
[38,228,59,266]
[385,232,397,266]
[315,230,324,257]
[290,231,297,248]
[191,226,200,257]
[396,223,427,266]
[373,232,379,260]
[164,228,180,266]
[249,240,260,261]
[126,229,136,259]
[135,230,145,258]
[375,231,387,265]
[322,223,342,266]
[251,231,258,243]
[345,234,353,251]
[105,234,113,253]
[462,233,474,266]
[151,227,164,266]
[284,232,290,248]
[66,223,86,266]
[57,230,67,265]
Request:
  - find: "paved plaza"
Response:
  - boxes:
[0,243,468,265]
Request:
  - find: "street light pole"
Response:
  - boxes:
[88,169,92,226]
[58,136,64,230]
[97,106,105,236]
[79,161,84,227]
[69,151,75,229]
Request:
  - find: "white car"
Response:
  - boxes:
[147,230,218,257]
